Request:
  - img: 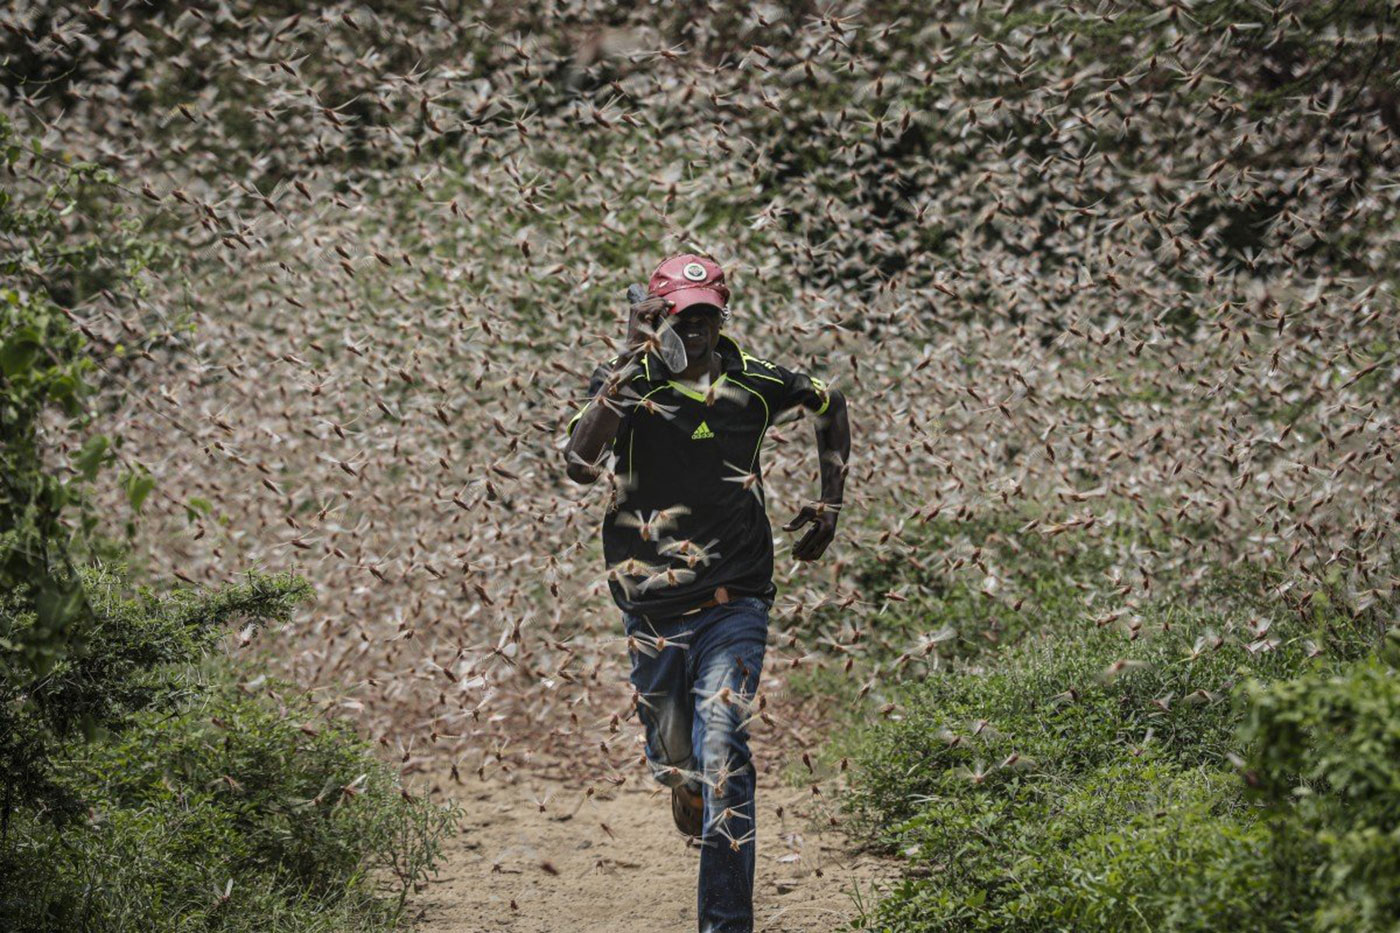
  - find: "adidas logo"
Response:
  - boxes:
[691,420,714,440]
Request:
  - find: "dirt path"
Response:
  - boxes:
[413,749,894,932]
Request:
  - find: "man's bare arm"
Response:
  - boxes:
[783,389,849,561]
[816,389,850,506]
[563,362,632,484]
[562,295,671,485]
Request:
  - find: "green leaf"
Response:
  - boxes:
[125,469,156,514]
[0,335,38,377]
[184,497,213,523]
[73,434,110,480]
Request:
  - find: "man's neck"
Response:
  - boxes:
[675,352,719,384]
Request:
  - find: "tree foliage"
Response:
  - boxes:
[0,105,453,933]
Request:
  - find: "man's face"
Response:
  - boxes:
[673,304,722,364]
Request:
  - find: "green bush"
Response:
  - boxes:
[864,757,1284,932]
[1,113,457,932]
[1,565,312,826]
[2,674,455,932]
[839,549,1393,932]
[0,565,458,932]
[1241,660,1400,932]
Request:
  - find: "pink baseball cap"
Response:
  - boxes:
[648,254,731,314]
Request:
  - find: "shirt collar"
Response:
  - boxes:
[641,333,747,382]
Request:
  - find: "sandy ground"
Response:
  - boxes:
[412,753,895,933]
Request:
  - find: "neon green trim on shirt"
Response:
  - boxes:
[811,377,831,416]
[741,368,783,384]
[666,373,728,402]
[729,378,770,469]
[567,400,591,434]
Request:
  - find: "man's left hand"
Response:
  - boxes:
[782,505,838,561]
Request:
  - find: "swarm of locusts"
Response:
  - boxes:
[4,0,1397,846]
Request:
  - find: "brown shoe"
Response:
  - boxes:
[671,784,703,837]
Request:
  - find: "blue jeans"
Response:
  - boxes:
[624,595,770,933]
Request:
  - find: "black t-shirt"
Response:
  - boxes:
[567,333,830,619]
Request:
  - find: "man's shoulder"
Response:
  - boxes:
[733,348,787,385]
[588,355,656,387]
[740,350,780,370]
[719,334,781,377]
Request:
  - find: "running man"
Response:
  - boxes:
[563,253,851,933]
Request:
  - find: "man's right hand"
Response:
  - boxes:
[567,294,670,485]
[626,294,673,349]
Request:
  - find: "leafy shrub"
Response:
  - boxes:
[1,113,457,932]
[864,757,1285,933]
[1,564,311,828]
[838,549,1392,932]
[1241,659,1400,932]
[1,110,176,826]
[2,675,456,932]
[0,565,458,932]
[1,104,177,669]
